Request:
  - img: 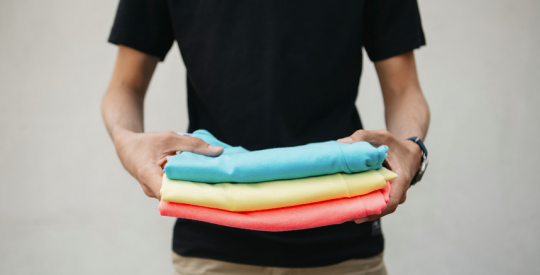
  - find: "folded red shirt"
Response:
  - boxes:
[159,181,391,231]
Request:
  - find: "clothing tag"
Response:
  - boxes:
[371,220,382,236]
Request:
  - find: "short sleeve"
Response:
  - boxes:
[108,0,175,61]
[363,0,426,62]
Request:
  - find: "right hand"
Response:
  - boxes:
[114,130,224,200]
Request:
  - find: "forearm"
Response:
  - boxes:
[374,51,430,141]
[101,45,159,144]
[383,88,430,141]
[101,83,145,143]
[101,45,223,199]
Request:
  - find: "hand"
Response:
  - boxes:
[337,129,422,224]
[113,130,224,200]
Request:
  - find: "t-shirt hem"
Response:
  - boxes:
[108,27,169,61]
[366,32,426,62]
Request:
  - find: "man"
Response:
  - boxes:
[102,0,430,274]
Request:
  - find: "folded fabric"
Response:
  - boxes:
[161,168,397,212]
[164,130,388,183]
[159,181,391,231]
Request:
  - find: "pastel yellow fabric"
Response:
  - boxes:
[160,168,397,212]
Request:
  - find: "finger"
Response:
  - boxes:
[379,178,407,217]
[337,129,391,148]
[365,184,403,222]
[366,190,406,221]
[364,178,407,222]
[399,191,407,204]
[366,214,381,222]
[140,183,155,198]
[355,129,393,148]
[137,164,164,200]
[166,132,224,157]
[336,137,354,144]
[337,129,371,144]
[353,217,369,224]
[148,166,163,201]
[157,156,168,169]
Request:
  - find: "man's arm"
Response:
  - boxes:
[102,45,223,200]
[338,51,430,223]
[377,51,430,141]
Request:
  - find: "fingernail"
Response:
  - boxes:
[337,137,353,144]
[354,217,369,224]
[208,145,221,150]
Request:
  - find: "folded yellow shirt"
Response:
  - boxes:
[161,168,397,212]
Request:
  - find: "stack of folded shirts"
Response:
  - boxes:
[159,130,397,232]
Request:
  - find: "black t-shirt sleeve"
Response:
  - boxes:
[108,0,175,61]
[363,0,426,62]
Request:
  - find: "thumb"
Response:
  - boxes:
[172,135,224,157]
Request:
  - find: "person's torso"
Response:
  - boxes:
[168,0,366,149]
[166,0,381,267]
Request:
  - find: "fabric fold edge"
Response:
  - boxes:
[161,168,397,212]
[158,181,392,232]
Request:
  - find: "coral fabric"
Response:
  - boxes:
[159,182,391,232]
[161,168,396,212]
[164,130,388,183]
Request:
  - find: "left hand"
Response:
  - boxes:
[337,129,422,224]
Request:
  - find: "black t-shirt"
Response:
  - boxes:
[109,0,425,268]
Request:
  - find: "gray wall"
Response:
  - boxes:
[0,0,538,274]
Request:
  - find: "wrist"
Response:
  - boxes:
[404,139,422,172]
[112,128,138,149]
[404,137,429,186]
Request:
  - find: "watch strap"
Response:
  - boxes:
[407,137,428,186]
[407,137,428,157]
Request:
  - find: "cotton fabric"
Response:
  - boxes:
[164,130,388,183]
[161,168,396,212]
[159,181,391,232]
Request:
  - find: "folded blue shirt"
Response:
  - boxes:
[164,130,388,183]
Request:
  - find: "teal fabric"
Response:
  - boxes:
[164,130,388,183]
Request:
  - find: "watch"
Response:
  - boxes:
[406,137,429,186]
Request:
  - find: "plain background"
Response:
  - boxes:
[1,0,539,274]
